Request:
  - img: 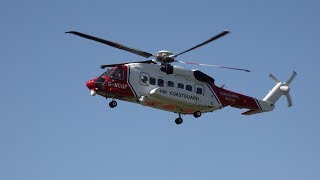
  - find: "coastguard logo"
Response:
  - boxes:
[170,91,199,101]
[159,88,199,101]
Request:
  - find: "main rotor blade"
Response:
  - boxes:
[100,60,156,69]
[173,30,230,57]
[177,60,250,72]
[66,31,153,58]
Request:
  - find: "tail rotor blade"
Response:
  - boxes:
[269,74,280,83]
[286,71,297,84]
[285,93,293,107]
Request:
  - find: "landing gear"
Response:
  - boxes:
[175,117,183,125]
[109,100,117,108]
[193,111,202,118]
[175,114,183,125]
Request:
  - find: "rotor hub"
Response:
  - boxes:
[155,50,175,64]
[156,50,173,57]
[280,85,290,94]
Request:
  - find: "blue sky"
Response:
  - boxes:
[0,0,319,179]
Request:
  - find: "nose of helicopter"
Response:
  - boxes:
[86,79,96,90]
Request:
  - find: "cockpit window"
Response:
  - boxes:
[112,68,124,80]
[100,68,114,77]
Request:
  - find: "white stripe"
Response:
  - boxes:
[127,66,137,97]
[254,98,262,110]
[206,84,222,106]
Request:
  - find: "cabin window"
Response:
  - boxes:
[158,79,164,87]
[178,83,184,89]
[186,85,192,91]
[167,81,174,87]
[112,69,124,80]
[150,77,156,85]
[196,87,203,95]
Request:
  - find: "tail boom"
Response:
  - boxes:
[208,71,296,116]
[208,85,274,115]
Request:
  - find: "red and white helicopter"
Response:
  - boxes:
[66,30,297,125]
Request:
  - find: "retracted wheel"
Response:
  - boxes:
[175,118,183,125]
[109,100,117,108]
[193,111,202,118]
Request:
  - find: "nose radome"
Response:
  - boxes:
[86,79,96,90]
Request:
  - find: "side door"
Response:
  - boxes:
[136,72,150,97]
[195,84,204,106]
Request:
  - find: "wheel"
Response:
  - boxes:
[193,111,202,118]
[109,100,117,108]
[175,118,183,125]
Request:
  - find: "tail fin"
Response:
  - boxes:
[263,71,297,107]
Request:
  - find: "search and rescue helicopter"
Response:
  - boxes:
[66,30,297,125]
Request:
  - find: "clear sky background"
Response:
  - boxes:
[0,0,319,180]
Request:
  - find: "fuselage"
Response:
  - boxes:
[86,63,269,115]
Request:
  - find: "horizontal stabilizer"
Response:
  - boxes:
[242,109,264,115]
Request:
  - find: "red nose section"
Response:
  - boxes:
[86,79,96,90]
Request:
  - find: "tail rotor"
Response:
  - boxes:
[264,71,297,107]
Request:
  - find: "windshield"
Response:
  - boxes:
[100,68,114,77]
[112,68,124,80]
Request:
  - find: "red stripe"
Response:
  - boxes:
[208,84,260,110]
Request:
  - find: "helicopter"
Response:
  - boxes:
[66,30,297,125]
